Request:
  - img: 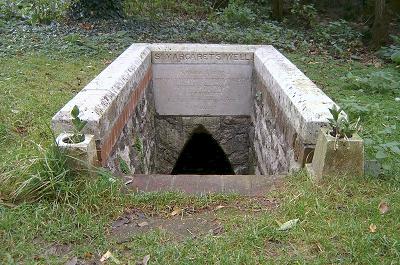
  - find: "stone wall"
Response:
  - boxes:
[52,44,339,177]
[251,72,296,174]
[106,85,156,174]
[154,116,252,175]
[251,46,337,174]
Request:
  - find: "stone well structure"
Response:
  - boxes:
[52,44,336,176]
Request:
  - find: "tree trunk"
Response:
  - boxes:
[272,0,284,21]
[371,0,390,49]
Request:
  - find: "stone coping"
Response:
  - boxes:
[254,46,336,144]
[52,43,151,138]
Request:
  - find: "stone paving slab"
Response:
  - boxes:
[126,174,282,196]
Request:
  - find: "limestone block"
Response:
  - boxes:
[153,64,252,115]
[56,133,98,173]
[150,43,260,64]
[306,128,364,179]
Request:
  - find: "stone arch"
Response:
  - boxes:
[171,125,234,175]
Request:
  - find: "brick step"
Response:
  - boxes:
[124,174,282,196]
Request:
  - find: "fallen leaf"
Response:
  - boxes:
[378,201,389,214]
[137,221,149,227]
[369,223,377,233]
[215,205,225,210]
[143,255,150,265]
[171,208,182,216]
[277,219,299,231]
[100,250,120,264]
[84,252,93,260]
[100,250,112,262]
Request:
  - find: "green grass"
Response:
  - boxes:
[1,173,399,264]
[0,54,107,168]
[0,18,399,264]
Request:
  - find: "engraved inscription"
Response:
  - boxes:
[153,64,252,115]
[153,52,252,63]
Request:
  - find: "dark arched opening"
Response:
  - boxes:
[171,126,234,175]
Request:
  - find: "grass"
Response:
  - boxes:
[0,14,399,264]
[0,54,108,168]
[1,173,399,263]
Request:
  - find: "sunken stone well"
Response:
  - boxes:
[52,44,337,176]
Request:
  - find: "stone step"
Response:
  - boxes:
[125,174,282,196]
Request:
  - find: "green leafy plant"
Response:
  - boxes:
[378,35,400,64]
[371,125,400,172]
[343,71,400,95]
[118,156,131,175]
[219,1,256,26]
[290,0,317,28]
[327,105,361,139]
[0,0,68,24]
[313,20,362,56]
[68,0,123,19]
[69,105,87,144]
[134,135,145,170]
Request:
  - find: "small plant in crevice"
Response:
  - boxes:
[134,135,145,170]
[327,105,361,150]
[118,155,131,175]
[68,105,87,144]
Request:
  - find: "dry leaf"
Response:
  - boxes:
[171,208,182,216]
[100,250,120,264]
[84,252,93,260]
[100,250,112,262]
[378,201,389,214]
[369,223,377,233]
[215,205,225,210]
[143,255,150,265]
[277,219,299,231]
[137,221,149,227]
